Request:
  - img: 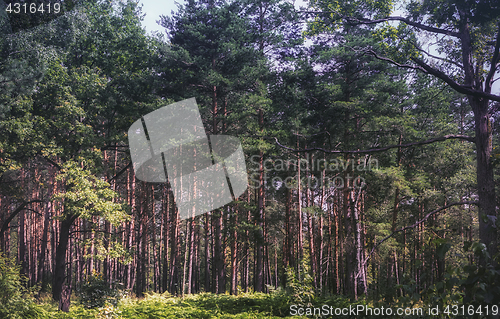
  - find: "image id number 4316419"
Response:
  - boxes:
[6,2,61,14]
[444,305,499,317]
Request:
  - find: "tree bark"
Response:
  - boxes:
[471,97,497,257]
[169,205,179,294]
[53,213,76,302]
[204,212,211,292]
[162,185,170,292]
[213,210,225,293]
[230,211,238,295]
[255,109,265,292]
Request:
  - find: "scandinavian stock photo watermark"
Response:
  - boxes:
[248,154,379,191]
[289,304,500,317]
[128,98,248,220]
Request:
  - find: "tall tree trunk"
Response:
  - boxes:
[186,217,195,295]
[297,150,303,280]
[191,221,199,294]
[53,214,76,302]
[126,168,136,290]
[213,210,225,293]
[152,214,159,292]
[182,220,190,296]
[19,209,27,275]
[204,213,211,292]
[255,109,265,292]
[283,185,292,287]
[169,206,179,294]
[38,200,51,289]
[335,194,341,294]
[472,97,497,257]
[307,208,316,289]
[242,192,250,293]
[459,20,497,257]
[353,190,366,296]
[318,212,324,293]
[162,185,170,292]
[230,211,238,295]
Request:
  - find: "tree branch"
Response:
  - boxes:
[412,42,464,69]
[362,48,427,72]
[364,49,500,102]
[349,16,461,37]
[42,156,61,170]
[268,134,475,154]
[300,11,461,37]
[109,162,131,181]
[0,200,44,236]
[411,57,500,102]
[489,102,500,116]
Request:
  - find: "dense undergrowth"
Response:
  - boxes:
[2,284,497,319]
[14,292,358,319]
[2,251,500,318]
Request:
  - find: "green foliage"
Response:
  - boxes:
[78,272,124,309]
[412,242,500,317]
[52,160,129,224]
[282,266,316,306]
[45,293,290,318]
[461,243,500,305]
[0,253,45,318]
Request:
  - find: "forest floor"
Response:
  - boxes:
[37,292,301,318]
[15,289,450,319]
[29,290,431,318]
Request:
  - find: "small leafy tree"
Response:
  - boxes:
[52,160,129,303]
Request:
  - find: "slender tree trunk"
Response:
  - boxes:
[182,220,190,296]
[169,206,179,294]
[353,190,366,296]
[38,200,51,289]
[162,186,170,292]
[126,168,136,290]
[335,195,341,294]
[297,153,303,279]
[213,210,225,293]
[19,209,27,275]
[318,212,324,293]
[152,215,159,292]
[255,109,265,292]
[204,213,211,292]
[230,212,238,295]
[307,208,316,288]
[242,192,250,293]
[191,221,199,293]
[187,217,195,295]
[283,185,292,287]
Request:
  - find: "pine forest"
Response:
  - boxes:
[1,0,500,317]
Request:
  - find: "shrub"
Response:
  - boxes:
[283,266,316,306]
[0,253,44,318]
[78,272,124,309]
